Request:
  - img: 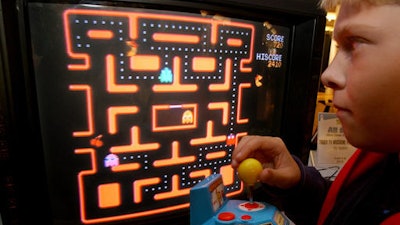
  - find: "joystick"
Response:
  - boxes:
[237,158,263,203]
[237,158,263,186]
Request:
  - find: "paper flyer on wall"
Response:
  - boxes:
[317,112,357,166]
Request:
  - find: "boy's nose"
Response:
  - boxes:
[320,52,346,90]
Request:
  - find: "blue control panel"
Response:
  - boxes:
[190,174,290,225]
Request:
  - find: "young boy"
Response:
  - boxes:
[231,0,400,224]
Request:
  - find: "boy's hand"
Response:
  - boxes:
[231,135,301,189]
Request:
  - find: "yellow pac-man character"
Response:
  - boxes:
[182,110,194,124]
[255,74,263,87]
[126,40,138,56]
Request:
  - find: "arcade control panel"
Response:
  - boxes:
[190,174,290,225]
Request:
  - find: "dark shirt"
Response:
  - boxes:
[257,153,400,225]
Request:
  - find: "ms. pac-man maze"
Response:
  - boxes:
[62,6,273,224]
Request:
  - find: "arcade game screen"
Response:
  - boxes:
[28,2,289,224]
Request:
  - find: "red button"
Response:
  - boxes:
[244,202,259,209]
[241,214,252,220]
[218,212,235,221]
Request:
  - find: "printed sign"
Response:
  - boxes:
[317,112,356,166]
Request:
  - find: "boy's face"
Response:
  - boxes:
[321,3,400,152]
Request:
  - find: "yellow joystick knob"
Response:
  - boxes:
[237,158,263,185]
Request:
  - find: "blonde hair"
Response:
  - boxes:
[319,0,400,10]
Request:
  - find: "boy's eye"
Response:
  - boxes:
[342,36,366,51]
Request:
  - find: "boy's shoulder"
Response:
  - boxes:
[381,212,400,225]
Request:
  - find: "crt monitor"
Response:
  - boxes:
[0,0,326,224]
